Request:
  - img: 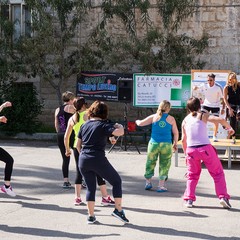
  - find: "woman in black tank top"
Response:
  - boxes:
[54,91,75,188]
[223,72,240,140]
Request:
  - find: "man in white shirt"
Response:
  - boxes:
[196,73,225,141]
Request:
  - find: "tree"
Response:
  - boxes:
[17,0,106,105]
[0,1,19,84]
[0,1,44,134]
[94,0,209,73]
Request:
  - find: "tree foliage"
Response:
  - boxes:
[96,0,208,73]
[17,0,106,104]
[1,0,208,105]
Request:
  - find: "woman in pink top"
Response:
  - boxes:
[181,97,234,208]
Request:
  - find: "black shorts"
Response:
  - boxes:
[201,105,220,116]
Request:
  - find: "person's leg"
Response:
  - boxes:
[144,142,159,188]
[213,123,219,138]
[96,174,115,206]
[212,108,220,141]
[0,147,16,197]
[201,145,230,200]
[158,142,172,191]
[73,148,83,204]
[80,169,97,218]
[96,174,107,196]
[57,133,70,184]
[183,148,202,202]
[95,159,129,222]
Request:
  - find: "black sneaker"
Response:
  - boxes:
[62,182,71,188]
[112,209,129,223]
[220,198,232,209]
[87,215,96,224]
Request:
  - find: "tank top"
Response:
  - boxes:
[184,114,210,147]
[73,111,86,148]
[57,105,73,133]
[227,85,240,106]
[150,113,172,143]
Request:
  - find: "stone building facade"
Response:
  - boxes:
[33,0,240,127]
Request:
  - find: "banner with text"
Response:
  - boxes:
[133,73,191,108]
[77,72,133,102]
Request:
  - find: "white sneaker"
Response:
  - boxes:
[0,185,16,197]
[213,136,218,142]
[185,199,193,208]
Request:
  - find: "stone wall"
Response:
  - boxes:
[37,0,240,127]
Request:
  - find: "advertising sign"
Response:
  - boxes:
[133,73,191,108]
[77,72,133,102]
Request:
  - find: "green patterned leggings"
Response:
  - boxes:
[144,142,172,180]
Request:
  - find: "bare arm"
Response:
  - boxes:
[0,101,12,124]
[54,108,60,132]
[208,115,235,136]
[76,138,82,153]
[223,86,234,117]
[171,117,179,151]
[181,120,187,154]
[135,114,154,127]
[64,117,74,157]
[0,101,12,112]
[112,123,124,136]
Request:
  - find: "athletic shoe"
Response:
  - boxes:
[62,182,71,188]
[156,186,168,192]
[185,199,193,208]
[213,136,218,142]
[112,209,129,223]
[220,198,231,209]
[87,215,96,224]
[101,196,115,206]
[145,182,153,190]
[74,197,83,206]
[0,185,16,197]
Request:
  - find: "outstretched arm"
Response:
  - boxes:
[208,115,235,136]
[0,101,12,112]
[135,114,154,127]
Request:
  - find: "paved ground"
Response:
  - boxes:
[1,139,240,240]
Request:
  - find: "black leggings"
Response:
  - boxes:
[57,132,74,179]
[0,147,14,181]
[80,154,122,201]
[73,148,106,186]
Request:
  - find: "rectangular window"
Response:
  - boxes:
[0,1,32,41]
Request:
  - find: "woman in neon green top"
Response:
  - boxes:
[64,97,115,206]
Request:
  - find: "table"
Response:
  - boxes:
[175,139,240,169]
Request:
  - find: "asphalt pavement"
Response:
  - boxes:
[1,139,240,240]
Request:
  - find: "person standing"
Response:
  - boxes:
[76,100,129,224]
[223,72,240,143]
[135,100,179,192]
[193,73,225,142]
[0,101,16,197]
[64,97,115,206]
[182,97,233,208]
[54,91,75,188]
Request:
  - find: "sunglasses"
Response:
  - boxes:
[207,80,213,82]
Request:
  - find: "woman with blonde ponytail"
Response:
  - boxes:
[135,100,179,192]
